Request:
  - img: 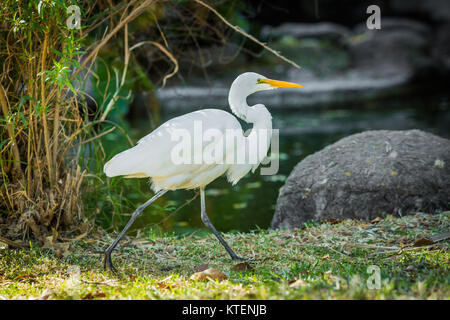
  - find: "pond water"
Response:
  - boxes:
[100,93,450,236]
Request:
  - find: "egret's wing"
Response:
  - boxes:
[103,109,242,178]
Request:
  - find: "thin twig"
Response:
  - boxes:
[0,236,30,249]
[193,0,301,69]
[78,0,155,75]
[72,127,116,147]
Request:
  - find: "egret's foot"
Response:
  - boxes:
[103,250,118,274]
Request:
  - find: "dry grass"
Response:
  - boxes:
[0,1,91,242]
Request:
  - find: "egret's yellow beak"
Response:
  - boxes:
[257,78,303,88]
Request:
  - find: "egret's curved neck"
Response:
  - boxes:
[228,81,273,166]
[228,83,250,122]
[228,81,272,129]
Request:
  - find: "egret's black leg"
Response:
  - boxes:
[103,189,167,272]
[200,188,250,261]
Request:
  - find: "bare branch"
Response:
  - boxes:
[193,0,301,69]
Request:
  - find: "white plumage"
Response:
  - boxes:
[103,72,293,191]
[104,108,263,189]
[102,72,303,271]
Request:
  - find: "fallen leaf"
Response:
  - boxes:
[156,279,178,290]
[289,278,309,288]
[321,253,330,260]
[129,275,137,281]
[82,292,94,300]
[413,238,436,247]
[193,264,209,273]
[371,217,382,224]
[326,218,342,224]
[82,292,106,300]
[156,282,169,290]
[154,274,174,289]
[231,262,254,272]
[190,268,228,282]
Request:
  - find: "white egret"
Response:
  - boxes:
[103,72,303,271]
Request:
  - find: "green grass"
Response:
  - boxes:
[0,212,448,300]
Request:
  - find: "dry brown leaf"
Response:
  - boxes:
[82,292,106,300]
[156,281,178,290]
[156,282,169,290]
[192,264,209,273]
[370,217,382,224]
[82,292,94,300]
[413,238,436,247]
[129,275,137,281]
[289,278,309,288]
[231,262,254,272]
[190,268,228,282]
[321,253,330,260]
[326,218,342,224]
[156,275,175,290]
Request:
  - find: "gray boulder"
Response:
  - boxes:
[271,130,450,230]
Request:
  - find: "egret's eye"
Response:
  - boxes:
[256,78,264,84]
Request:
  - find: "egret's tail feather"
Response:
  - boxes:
[103,146,148,178]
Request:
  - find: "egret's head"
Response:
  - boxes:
[229,72,303,121]
[231,72,303,96]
